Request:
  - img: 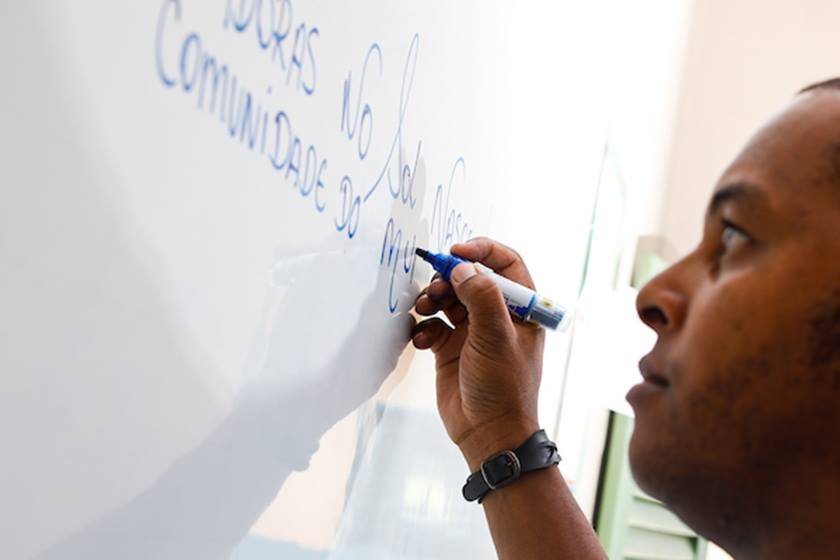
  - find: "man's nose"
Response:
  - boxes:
[635,260,690,335]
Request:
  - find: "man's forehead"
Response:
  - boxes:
[708,181,767,215]
[717,91,840,209]
[737,92,840,177]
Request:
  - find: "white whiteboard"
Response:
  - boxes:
[0,2,611,558]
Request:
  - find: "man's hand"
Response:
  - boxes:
[412,238,545,470]
[412,238,606,559]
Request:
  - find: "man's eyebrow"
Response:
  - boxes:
[707,181,767,215]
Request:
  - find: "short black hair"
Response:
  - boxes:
[797,78,840,193]
[800,78,840,94]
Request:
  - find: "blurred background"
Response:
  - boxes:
[539,1,840,559]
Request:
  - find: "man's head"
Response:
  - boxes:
[627,84,840,556]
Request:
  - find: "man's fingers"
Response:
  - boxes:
[415,290,468,325]
[449,263,514,333]
[450,237,535,289]
[417,278,452,303]
[442,302,468,326]
[415,278,458,315]
[415,293,458,315]
[414,294,438,316]
[416,238,529,340]
[412,318,453,351]
[427,278,454,300]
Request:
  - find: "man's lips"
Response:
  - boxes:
[626,357,669,405]
[638,355,670,388]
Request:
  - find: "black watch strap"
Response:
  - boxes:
[462,429,561,503]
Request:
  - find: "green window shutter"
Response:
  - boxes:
[595,413,708,560]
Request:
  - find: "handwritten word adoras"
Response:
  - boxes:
[223,0,318,95]
[156,0,326,213]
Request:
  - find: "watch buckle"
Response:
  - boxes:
[481,450,522,490]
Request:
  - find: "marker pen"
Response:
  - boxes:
[415,248,570,331]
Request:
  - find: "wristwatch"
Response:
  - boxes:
[462,429,561,503]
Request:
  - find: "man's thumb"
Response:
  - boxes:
[450,263,511,329]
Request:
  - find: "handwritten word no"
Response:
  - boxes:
[340,44,382,161]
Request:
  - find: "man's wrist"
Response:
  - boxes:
[457,417,540,472]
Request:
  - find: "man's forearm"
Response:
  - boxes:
[480,466,607,560]
[458,426,606,560]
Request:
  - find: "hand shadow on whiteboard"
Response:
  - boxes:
[36,235,418,560]
[11,5,423,558]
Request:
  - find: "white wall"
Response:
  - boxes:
[552,0,696,519]
[661,0,840,255]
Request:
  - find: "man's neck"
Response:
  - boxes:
[717,469,840,559]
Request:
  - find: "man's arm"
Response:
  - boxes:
[413,237,606,559]
[459,425,606,559]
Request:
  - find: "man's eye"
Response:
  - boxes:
[721,223,750,255]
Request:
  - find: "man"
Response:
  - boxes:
[411,81,840,559]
